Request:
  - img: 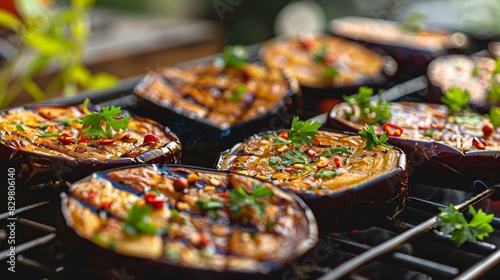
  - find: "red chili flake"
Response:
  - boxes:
[151,199,165,209]
[334,157,341,168]
[279,132,288,140]
[312,137,319,143]
[198,233,210,248]
[483,123,494,137]
[144,192,157,203]
[101,201,113,209]
[78,137,90,143]
[87,191,97,199]
[98,138,116,145]
[58,134,76,144]
[473,137,487,149]
[307,149,317,157]
[284,167,294,173]
[231,163,239,170]
[220,192,229,199]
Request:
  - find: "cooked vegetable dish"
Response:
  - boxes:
[217,129,402,194]
[259,34,385,88]
[135,63,291,130]
[61,165,317,273]
[0,103,179,160]
[332,102,500,151]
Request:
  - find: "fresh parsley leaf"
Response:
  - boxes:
[81,106,130,139]
[280,149,307,166]
[228,183,273,216]
[358,124,393,151]
[400,11,427,33]
[122,204,158,236]
[436,204,494,247]
[322,147,352,157]
[227,85,246,101]
[441,87,470,112]
[314,169,337,179]
[343,86,391,124]
[288,116,321,145]
[489,106,500,128]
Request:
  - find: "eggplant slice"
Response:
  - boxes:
[59,164,318,276]
[329,101,500,187]
[133,62,301,167]
[216,129,409,231]
[0,104,182,191]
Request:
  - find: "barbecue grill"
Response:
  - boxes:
[1,73,499,280]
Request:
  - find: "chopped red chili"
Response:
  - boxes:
[87,191,97,199]
[101,201,113,208]
[473,137,487,149]
[383,123,403,137]
[279,132,288,140]
[143,133,160,143]
[98,138,116,145]
[231,163,239,170]
[78,137,90,143]
[483,123,494,137]
[334,157,341,168]
[284,167,294,173]
[59,134,76,144]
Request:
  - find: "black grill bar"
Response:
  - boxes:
[0,233,56,261]
[0,200,50,220]
[317,188,496,280]
[455,249,500,280]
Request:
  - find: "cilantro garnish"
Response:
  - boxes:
[279,149,307,166]
[37,132,62,137]
[288,116,322,145]
[122,204,159,236]
[314,169,337,179]
[400,11,427,33]
[489,106,500,128]
[229,184,273,216]
[312,43,328,62]
[441,87,470,112]
[358,124,393,151]
[322,147,352,157]
[81,106,130,139]
[436,204,494,247]
[323,68,339,79]
[268,156,280,166]
[343,86,391,124]
[227,85,246,101]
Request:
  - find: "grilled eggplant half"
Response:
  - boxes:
[216,129,408,230]
[329,101,500,186]
[60,164,317,276]
[0,103,181,190]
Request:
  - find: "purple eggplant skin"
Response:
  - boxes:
[215,129,409,232]
[133,67,302,168]
[0,105,182,193]
[328,104,500,189]
[58,164,318,278]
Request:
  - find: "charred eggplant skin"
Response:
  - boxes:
[0,104,182,191]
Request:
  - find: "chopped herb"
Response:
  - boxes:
[122,204,158,236]
[441,87,470,112]
[55,117,81,126]
[343,86,391,124]
[323,68,339,78]
[288,116,322,145]
[272,132,292,145]
[487,83,500,104]
[229,184,273,216]
[16,124,25,132]
[436,204,494,247]
[280,149,307,166]
[312,43,328,62]
[489,106,500,128]
[216,45,249,68]
[322,147,352,157]
[268,156,279,166]
[358,124,393,151]
[37,132,62,137]
[423,128,434,137]
[262,134,270,140]
[227,85,246,101]
[37,124,49,130]
[171,209,179,219]
[81,106,130,139]
[208,210,219,221]
[196,198,224,211]
[400,11,427,33]
[314,169,337,179]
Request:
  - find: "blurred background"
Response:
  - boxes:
[0,0,499,108]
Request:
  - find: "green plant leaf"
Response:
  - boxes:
[22,31,66,56]
[72,0,96,10]
[441,87,470,112]
[489,106,500,128]
[358,124,393,151]
[22,79,45,101]
[87,73,119,89]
